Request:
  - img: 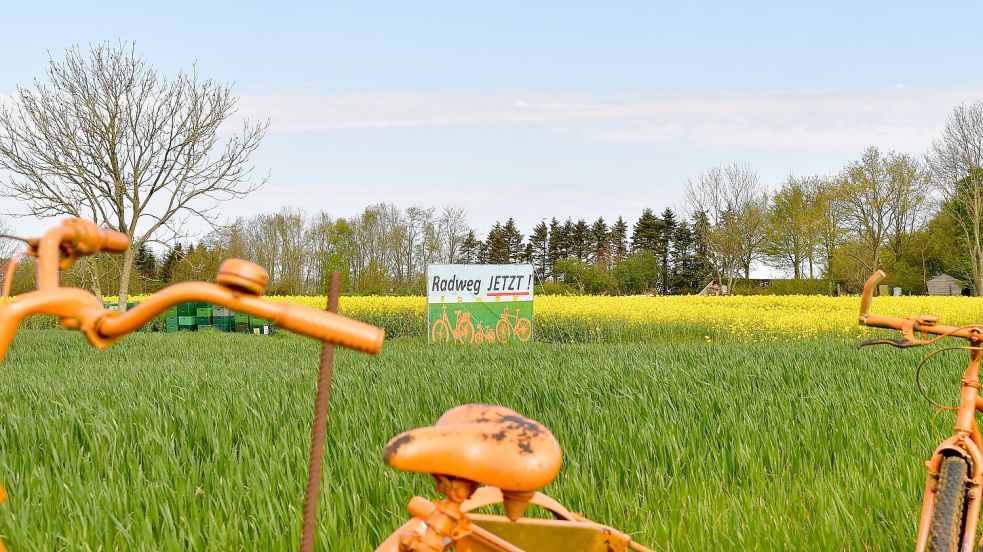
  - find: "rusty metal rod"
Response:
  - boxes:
[301,272,341,552]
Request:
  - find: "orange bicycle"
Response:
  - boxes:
[496,307,531,343]
[0,218,652,552]
[431,305,475,343]
[859,270,983,552]
[473,321,496,344]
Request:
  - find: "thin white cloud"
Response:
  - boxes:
[235,85,983,152]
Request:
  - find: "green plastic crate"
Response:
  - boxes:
[196,307,212,317]
[234,313,249,323]
[196,316,211,325]
[177,303,196,316]
[178,316,195,326]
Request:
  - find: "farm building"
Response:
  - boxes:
[927,273,968,296]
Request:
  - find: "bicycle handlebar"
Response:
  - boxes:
[0,218,386,363]
[858,270,983,343]
[96,282,384,353]
[97,228,130,253]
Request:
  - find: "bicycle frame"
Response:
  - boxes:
[859,270,983,551]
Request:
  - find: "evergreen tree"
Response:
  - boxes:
[670,222,697,293]
[546,218,563,279]
[460,231,480,264]
[559,218,575,260]
[691,210,715,290]
[132,243,158,294]
[631,208,661,253]
[657,208,677,293]
[529,221,550,279]
[572,219,590,261]
[590,217,609,269]
[158,243,185,284]
[485,222,508,263]
[610,216,629,262]
[502,218,525,262]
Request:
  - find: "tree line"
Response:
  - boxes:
[4,44,983,297]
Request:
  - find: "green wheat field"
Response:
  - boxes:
[0,329,963,550]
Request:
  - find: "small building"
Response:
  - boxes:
[699,282,729,295]
[927,274,967,296]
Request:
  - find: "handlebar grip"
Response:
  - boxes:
[275,302,384,354]
[99,230,131,253]
[859,270,886,319]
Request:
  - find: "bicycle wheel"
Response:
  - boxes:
[495,319,510,343]
[457,318,475,343]
[431,320,451,343]
[928,456,969,552]
[514,318,532,342]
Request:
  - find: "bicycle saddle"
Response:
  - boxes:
[383,404,563,493]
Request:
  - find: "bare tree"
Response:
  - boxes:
[685,163,766,291]
[0,42,267,309]
[0,216,16,263]
[436,206,469,263]
[884,152,931,261]
[930,102,983,295]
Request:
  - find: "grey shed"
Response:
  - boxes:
[927,274,965,296]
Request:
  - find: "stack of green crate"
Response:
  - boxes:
[164,306,179,332]
[196,304,212,329]
[177,302,196,331]
[100,299,273,335]
[212,307,234,332]
[234,313,249,333]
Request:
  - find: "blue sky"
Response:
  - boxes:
[3,1,983,239]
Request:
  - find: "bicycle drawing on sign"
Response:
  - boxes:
[430,305,475,343]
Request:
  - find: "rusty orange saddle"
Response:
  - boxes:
[378,405,653,552]
[384,404,563,497]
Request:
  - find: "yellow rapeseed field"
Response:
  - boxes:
[110,293,983,341]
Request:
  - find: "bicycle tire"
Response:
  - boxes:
[495,319,510,344]
[928,456,969,552]
[431,320,451,343]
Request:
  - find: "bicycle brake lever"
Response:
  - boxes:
[857,338,924,349]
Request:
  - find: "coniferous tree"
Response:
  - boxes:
[572,219,590,261]
[485,222,508,263]
[132,243,158,294]
[691,210,715,290]
[590,217,609,269]
[529,221,550,279]
[158,243,184,285]
[502,218,525,262]
[546,218,563,278]
[610,216,629,262]
[460,231,480,264]
[559,218,575,260]
[657,208,677,293]
[670,222,698,293]
[631,208,661,253]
